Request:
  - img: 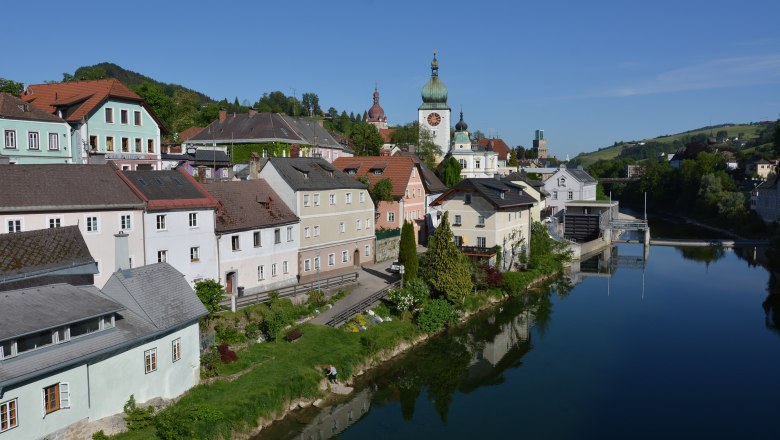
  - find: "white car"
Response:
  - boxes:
[389,261,401,273]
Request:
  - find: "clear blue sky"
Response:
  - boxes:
[3,0,779,158]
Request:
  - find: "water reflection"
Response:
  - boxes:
[676,246,726,266]
[764,273,780,335]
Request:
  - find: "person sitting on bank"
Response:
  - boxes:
[328,365,337,383]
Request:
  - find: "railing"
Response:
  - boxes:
[607,219,649,231]
[459,245,496,256]
[326,280,401,327]
[219,272,359,310]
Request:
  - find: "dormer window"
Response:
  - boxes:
[499,191,505,199]
[372,169,383,176]
[464,194,472,204]
[0,313,116,360]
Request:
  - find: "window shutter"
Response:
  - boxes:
[41,388,46,418]
[60,382,70,409]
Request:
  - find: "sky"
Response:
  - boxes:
[3,0,780,159]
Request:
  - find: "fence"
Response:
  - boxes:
[326,280,401,327]
[219,272,359,310]
[375,227,401,240]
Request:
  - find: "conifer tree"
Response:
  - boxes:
[422,212,473,304]
[398,220,418,282]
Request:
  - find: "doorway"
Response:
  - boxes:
[226,271,236,295]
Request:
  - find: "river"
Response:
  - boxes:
[256,243,780,440]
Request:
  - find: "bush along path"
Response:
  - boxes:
[108,221,569,440]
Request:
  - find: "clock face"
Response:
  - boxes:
[427,112,442,127]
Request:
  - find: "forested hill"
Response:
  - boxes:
[71,63,213,103]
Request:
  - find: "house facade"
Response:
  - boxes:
[22,79,165,169]
[504,171,548,221]
[446,112,499,179]
[203,180,300,295]
[751,173,780,222]
[259,158,375,276]
[0,263,206,440]
[118,169,220,287]
[543,164,597,215]
[1,93,72,164]
[431,178,537,270]
[0,164,145,287]
[333,156,426,242]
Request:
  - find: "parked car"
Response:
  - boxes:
[389,261,401,273]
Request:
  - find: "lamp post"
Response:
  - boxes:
[399,264,405,289]
[316,251,321,291]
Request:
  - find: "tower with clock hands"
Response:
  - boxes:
[418,50,451,164]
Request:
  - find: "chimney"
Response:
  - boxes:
[114,231,130,271]
[219,110,227,122]
[249,152,260,180]
[248,109,257,116]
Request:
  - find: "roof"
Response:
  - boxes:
[391,151,447,193]
[21,79,167,132]
[179,126,205,142]
[503,171,549,197]
[0,164,144,212]
[0,92,67,123]
[0,226,95,280]
[379,128,395,143]
[101,263,207,331]
[188,112,348,151]
[264,157,368,191]
[431,178,537,209]
[332,156,415,198]
[478,138,511,161]
[566,167,597,184]
[120,169,219,211]
[202,180,299,232]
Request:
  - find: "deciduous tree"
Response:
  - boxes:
[350,122,383,156]
[440,157,462,187]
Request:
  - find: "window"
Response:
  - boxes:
[478,216,485,226]
[122,137,129,152]
[254,231,261,247]
[105,107,114,123]
[365,245,370,256]
[313,194,320,206]
[172,338,181,362]
[339,222,345,233]
[359,192,366,203]
[1,398,17,432]
[388,212,395,223]
[271,263,278,277]
[304,259,311,271]
[231,235,240,251]
[329,193,336,205]
[121,214,131,230]
[190,246,200,262]
[345,192,352,204]
[147,139,154,153]
[453,215,462,226]
[258,265,265,280]
[454,235,463,246]
[356,219,361,230]
[28,131,39,150]
[89,135,98,151]
[568,191,573,200]
[553,190,558,200]
[287,226,293,241]
[7,219,21,233]
[314,256,320,270]
[341,251,349,263]
[328,253,335,266]
[48,217,62,228]
[120,109,129,124]
[189,212,198,228]
[104,136,114,152]
[459,159,467,168]
[304,227,310,238]
[405,189,410,199]
[86,216,98,233]
[475,159,481,169]
[156,214,166,230]
[49,133,60,150]
[157,250,167,263]
[464,194,472,204]
[314,226,320,237]
[283,261,289,274]
[477,237,487,247]
[144,348,157,373]
[303,194,310,207]
[366,218,371,229]
[43,383,69,414]
[4,130,16,149]
[134,110,142,126]
[274,228,281,244]
[135,138,142,153]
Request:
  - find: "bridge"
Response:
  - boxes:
[599,177,640,184]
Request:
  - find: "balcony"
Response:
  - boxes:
[458,245,496,257]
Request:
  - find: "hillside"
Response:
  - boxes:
[574,123,768,166]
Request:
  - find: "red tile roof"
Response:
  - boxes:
[477,138,510,161]
[332,156,415,198]
[178,126,205,142]
[202,180,299,232]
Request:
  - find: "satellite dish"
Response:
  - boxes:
[186,148,197,155]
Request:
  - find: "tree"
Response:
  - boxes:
[472,130,486,141]
[301,93,321,116]
[388,278,429,316]
[0,78,24,95]
[398,220,418,281]
[507,149,519,167]
[195,279,225,315]
[421,212,473,305]
[390,121,420,146]
[774,119,780,156]
[350,122,383,156]
[440,157,462,187]
[133,82,174,130]
[416,126,442,169]
[358,176,394,209]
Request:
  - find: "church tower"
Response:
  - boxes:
[533,129,549,159]
[418,51,451,164]
[366,86,388,130]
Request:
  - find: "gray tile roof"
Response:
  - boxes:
[266,157,368,191]
[202,180,299,232]
[122,170,207,200]
[0,226,95,280]
[0,284,122,340]
[0,92,67,123]
[432,178,537,209]
[567,167,597,184]
[0,164,144,212]
[101,263,207,331]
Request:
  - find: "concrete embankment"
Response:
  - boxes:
[650,238,768,248]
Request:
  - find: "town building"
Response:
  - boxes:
[202,180,300,295]
[22,79,165,169]
[258,157,374,276]
[751,172,780,222]
[161,147,233,180]
[477,138,511,168]
[118,169,220,287]
[0,164,145,287]
[746,158,775,180]
[543,164,598,215]
[0,93,72,164]
[333,156,426,242]
[418,52,451,163]
[446,112,499,179]
[430,178,537,270]
[533,130,549,159]
[503,171,549,222]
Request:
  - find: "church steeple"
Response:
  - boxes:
[431,50,439,77]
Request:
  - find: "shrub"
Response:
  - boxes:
[307,290,324,306]
[416,299,457,333]
[194,279,225,315]
[388,278,429,315]
[200,347,221,378]
[92,430,109,440]
[372,303,391,318]
[154,404,225,440]
[214,322,246,345]
[123,394,155,431]
[217,343,238,364]
[245,321,261,339]
[503,271,533,296]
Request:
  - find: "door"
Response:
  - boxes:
[226,272,235,295]
[353,250,360,267]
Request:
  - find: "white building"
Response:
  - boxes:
[418,52,451,164]
[446,112,499,179]
[543,164,598,215]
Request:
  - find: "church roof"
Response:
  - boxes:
[420,52,449,110]
[367,87,386,122]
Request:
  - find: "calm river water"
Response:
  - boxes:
[258,244,780,439]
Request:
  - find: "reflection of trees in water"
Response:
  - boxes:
[677,246,725,266]
[764,273,780,336]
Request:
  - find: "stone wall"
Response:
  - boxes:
[375,236,400,263]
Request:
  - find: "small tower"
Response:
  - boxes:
[418,50,451,164]
[533,129,549,159]
[367,86,388,130]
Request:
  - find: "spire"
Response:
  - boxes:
[373,86,380,105]
[455,110,468,132]
[431,50,439,77]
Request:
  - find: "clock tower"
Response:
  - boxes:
[418,51,450,164]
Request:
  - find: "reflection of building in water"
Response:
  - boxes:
[479,311,533,366]
[566,246,618,286]
[297,387,374,440]
[465,310,535,385]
